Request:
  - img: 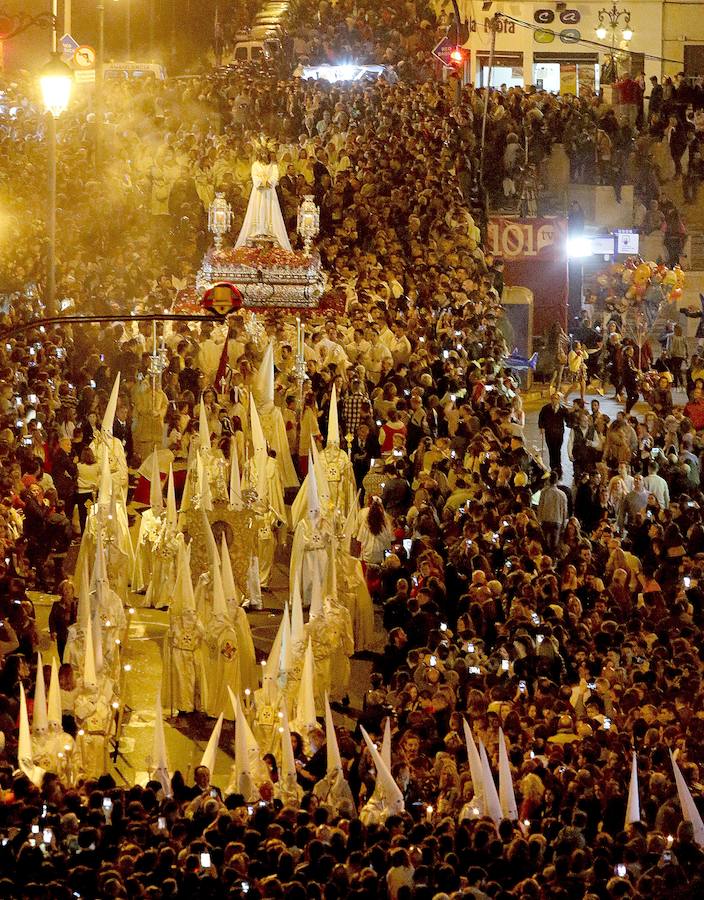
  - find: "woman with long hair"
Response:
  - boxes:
[355,495,393,566]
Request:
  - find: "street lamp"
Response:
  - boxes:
[595,4,632,85]
[40,52,72,317]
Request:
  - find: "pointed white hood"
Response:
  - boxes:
[153,692,172,797]
[199,399,211,452]
[171,541,196,616]
[263,613,285,686]
[463,719,485,813]
[166,464,178,528]
[83,609,98,688]
[249,394,268,500]
[279,602,292,683]
[497,728,518,821]
[625,751,640,826]
[212,558,229,620]
[325,694,343,775]
[47,657,62,729]
[307,452,321,520]
[327,383,340,447]
[200,712,224,775]
[229,438,243,509]
[381,716,392,772]
[310,439,331,511]
[149,448,164,513]
[230,688,261,798]
[33,652,48,734]
[291,573,304,648]
[101,372,121,436]
[360,724,404,815]
[220,533,239,605]
[18,682,44,787]
[97,451,112,507]
[294,639,317,731]
[479,741,502,825]
[670,749,704,846]
[77,554,91,633]
[255,343,275,408]
[197,453,213,512]
[280,704,298,786]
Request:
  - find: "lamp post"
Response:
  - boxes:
[208,193,233,250]
[595,4,632,85]
[40,53,72,317]
[297,196,320,255]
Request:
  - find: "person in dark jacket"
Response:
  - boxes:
[51,437,78,525]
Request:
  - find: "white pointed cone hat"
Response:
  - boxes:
[327,383,340,448]
[229,688,261,795]
[670,749,704,846]
[463,719,485,813]
[18,682,44,787]
[249,392,267,456]
[295,639,317,730]
[166,464,178,528]
[97,450,112,507]
[229,437,243,509]
[220,533,240,605]
[360,724,404,814]
[310,439,331,511]
[77,554,91,632]
[47,656,62,729]
[279,602,292,683]
[479,741,502,825]
[309,575,324,622]
[280,704,297,785]
[101,372,120,436]
[197,453,213,513]
[149,448,164,513]
[625,750,640,826]
[32,652,48,734]
[172,540,195,616]
[83,607,98,688]
[263,613,285,685]
[255,342,275,408]
[291,571,304,648]
[200,712,224,774]
[179,438,196,514]
[212,557,229,619]
[199,399,211,451]
[381,716,392,772]
[152,691,172,797]
[325,693,343,775]
[498,728,518,821]
[307,452,321,520]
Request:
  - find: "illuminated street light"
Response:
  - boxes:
[39,53,72,318]
[595,4,633,85]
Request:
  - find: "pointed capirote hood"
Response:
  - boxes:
[83,608,98,688]
[33,652,48,734]
[291,572,304,648]
[93,527,109,590]
[201,504,219,569]
[309,576,324,622]
[310,439,331,511]
[196,453,213,512]
[153,692,172,797]
[229,438,243,509]
[230,688,261,795]
[255,342,275,408]
[463,719,485,813]
[670,749,704,846]
[220,533,239,605]
[47,656,62,729]
[199,398,211,451]
[479,741,502,825]
[97,451,112,507]
[381,716,392,773]
[212,557,229,619]
[77,554,91,633]
[263,611,285,685]
[325,694,343,775]
[307,452,321,520]
[327,383,340,447]
[625,751,640,826]
[295,639,317,730]
[91,597,104,676]
[101,371,121,436]
[166,464,178,527]
[360,725,404,814]
[248,395,268,500]
[18,682,44,787]
[249,392,267,456]
[280,704,297,785]
[149,448,164,513]
[200,712,224,775]
[279,602,292,682]
[497,728,518,821]
[171,541,196,616]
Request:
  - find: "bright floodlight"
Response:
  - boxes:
[596,25,607,40]
[622,26,633,41]
[40,53,72,119]
[336,65,357,81]
[567,236,593,258]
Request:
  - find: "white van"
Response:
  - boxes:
[103,61,167,81]
[231,38,281,63]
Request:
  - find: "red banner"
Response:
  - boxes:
[487,217,568,334]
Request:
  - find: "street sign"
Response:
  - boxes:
[73,45,96,69]
[74,70,96,84]
[432,36,459,69]
[59,33,79,63]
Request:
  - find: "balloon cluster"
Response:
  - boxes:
[596,257,686,305]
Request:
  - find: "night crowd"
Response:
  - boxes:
[2,3,704,899]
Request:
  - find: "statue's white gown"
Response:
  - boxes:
[235,160,292,252]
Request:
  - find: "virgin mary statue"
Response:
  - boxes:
[235,147,292,252]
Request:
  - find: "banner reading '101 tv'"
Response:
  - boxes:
[487,217,568,335]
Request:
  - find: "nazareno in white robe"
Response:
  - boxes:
[235,160,292,252]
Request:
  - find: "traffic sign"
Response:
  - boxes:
[73,45,96,69]
[432,36,462,69]
[74,70,96,84]
[59,33,79,63]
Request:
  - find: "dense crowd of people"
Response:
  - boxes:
[3,5,704,898]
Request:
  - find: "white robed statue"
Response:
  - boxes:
[235,148,292,252]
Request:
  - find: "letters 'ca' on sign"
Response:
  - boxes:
[560,9,581,24]
[560,28,581,43]
[534,28,555,43]
[534,9,554,24]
